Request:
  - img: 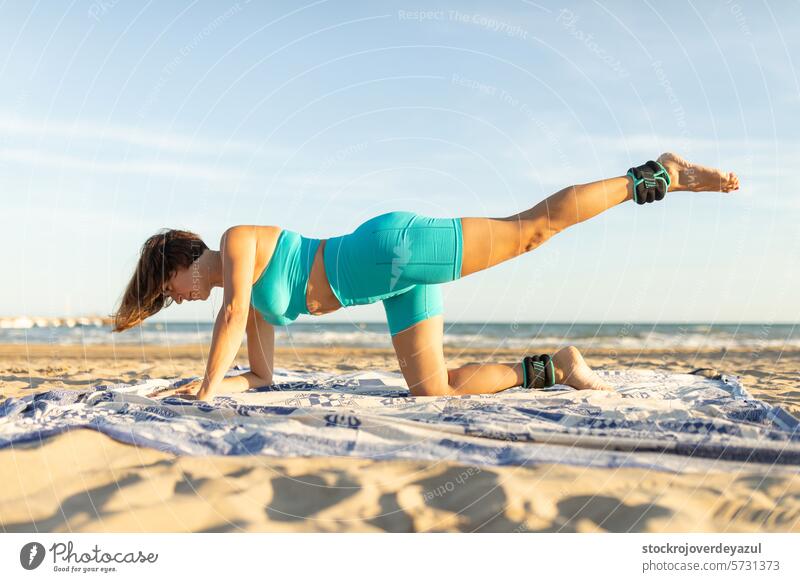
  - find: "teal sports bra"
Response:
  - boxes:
[250,229,321,326]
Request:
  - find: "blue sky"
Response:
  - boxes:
[1,0,798,326]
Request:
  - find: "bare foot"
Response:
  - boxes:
[657,152,740,193]
[552,346,615,392]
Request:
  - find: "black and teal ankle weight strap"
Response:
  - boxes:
[522,354,556,389]
[627,160,670,205]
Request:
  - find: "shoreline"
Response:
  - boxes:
[2,342,795,357]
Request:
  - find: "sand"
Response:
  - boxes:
[1,343,799,533]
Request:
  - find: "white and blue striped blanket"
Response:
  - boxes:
[1,367,798,474]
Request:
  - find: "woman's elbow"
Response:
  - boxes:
[224,305,249,326]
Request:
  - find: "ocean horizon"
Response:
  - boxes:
[2,321,797,350]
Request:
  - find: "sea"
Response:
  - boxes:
[2,321,798,351]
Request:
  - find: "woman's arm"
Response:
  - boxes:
[245,304,275,383]
[202,306,274,394]
[196,226,257,400]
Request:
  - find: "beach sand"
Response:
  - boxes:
[1,343,798,533]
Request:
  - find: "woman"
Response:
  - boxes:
[112,152,739,401]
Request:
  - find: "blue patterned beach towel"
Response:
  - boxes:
[1,367,798,474]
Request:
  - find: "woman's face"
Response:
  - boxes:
[162,262,210,304]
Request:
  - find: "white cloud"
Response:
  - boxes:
[0,148,245,181]
[0,113,286,157]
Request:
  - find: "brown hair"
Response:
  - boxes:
[111,229,208,332]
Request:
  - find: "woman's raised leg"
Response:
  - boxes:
[459,152,739,278]
[390,152,739,396]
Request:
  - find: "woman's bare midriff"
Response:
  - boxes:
[305,239,342,315]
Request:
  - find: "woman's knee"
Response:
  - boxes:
[408,376,453,397]
[406,368,468,397]
[390,314,450,395]
[400,356,453,397]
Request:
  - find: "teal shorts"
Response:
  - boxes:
[323,211,464,336]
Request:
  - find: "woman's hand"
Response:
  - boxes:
[146,378,206,400]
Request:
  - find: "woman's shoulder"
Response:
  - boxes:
[220,225,284,285]
[219,225,284,256]
[219,224,282,246]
